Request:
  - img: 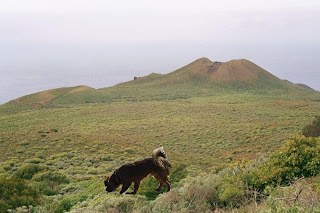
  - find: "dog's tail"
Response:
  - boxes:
[152,146,167,159]
[152,147,172,170]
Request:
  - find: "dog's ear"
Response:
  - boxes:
[105,176,110,181]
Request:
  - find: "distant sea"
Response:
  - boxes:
[1,42,319,104]
[0,70,133,104]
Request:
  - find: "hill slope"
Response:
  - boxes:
[1,57,319,108]
[98,57,319,101]
[295,83,315,90]
[115,57,284,88]
[14,86,99,106]
[2,86,104,109]
[1,58,320,212]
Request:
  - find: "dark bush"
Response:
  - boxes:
[0,200,9,213]
[303,116,320,137]
[31,181,58,196]
[24,158,45,164]
[0,177,41,210]
[14,164,47,179]
[32,171,69,184]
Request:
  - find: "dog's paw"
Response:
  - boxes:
[126,191,136,195]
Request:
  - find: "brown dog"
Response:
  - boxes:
[104,147,171,194]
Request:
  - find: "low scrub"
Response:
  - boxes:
[0,177,41,211]
[303,116,320,137]
[254,137,320,189]
[66,137,320,212]
[14,164,47,180]
[55,194,87,213]
[3,136,320,212]
[32,171,69,184]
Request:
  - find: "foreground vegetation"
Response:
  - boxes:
[0,94,319,212]
[1,58,320,212]
[0,98,320,212]
[1,93,320,170]
[2,136,320,212]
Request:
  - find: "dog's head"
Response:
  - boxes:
[104,172,121,192]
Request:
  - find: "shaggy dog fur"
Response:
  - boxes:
[104,147,172,194]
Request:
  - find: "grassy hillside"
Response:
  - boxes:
[296,83,315,90]
[1,57,320,212]
[1,94,320,170]
[98,58,317,102]
[2,58,318,109]
[13,85,104,105]
[114,58,283,87]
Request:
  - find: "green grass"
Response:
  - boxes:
[1,92,320,212]
[1,58,320,212]
[1,93,319,174]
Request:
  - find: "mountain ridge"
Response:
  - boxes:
[2,57,319,108]
[110,58,287,89]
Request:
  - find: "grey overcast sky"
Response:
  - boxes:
[1,0,320,103]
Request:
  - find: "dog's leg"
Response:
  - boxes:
[120,182,131,194]
[165,180,171,192]
[153,175,163,192]
[127,181,140,195]
[156,182,163,192]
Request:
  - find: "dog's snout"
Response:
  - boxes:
[106,187,113,192]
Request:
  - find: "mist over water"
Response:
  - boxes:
[0,41,319,104]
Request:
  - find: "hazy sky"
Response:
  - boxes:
[1,0,320,104]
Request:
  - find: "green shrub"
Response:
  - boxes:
[87,168,99,175]
[0,172,9,179]
[217,181,245,205]
[67,167,86,175]
[98,195,147,213]
[34,152,44,159]
[30,171,69,196]
[148,166,249,212]
[24,158,45,164]
[303,116,320,137]
[45,159,58,165]
[255,137,320,189]
[213,168,247,208]
[60,184,83,195]
[55,194,87,213]
[14,164,47,179]
[0,200,9,213]
[2,164,12,171]
[32,171,69,184]
[100,155,113,161]
[30,181,58,196]
[83,181,104,197]
[0,177,41,211]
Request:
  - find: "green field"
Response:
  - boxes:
[1,58,320,212]
[1,93,320,172]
